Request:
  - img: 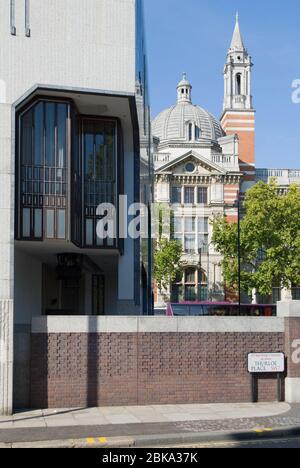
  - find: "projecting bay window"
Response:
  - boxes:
[17,99,121,248]
[18,100,69,240]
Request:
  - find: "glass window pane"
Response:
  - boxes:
[57,104,67,168]
[85,133,94,178]
[198,187,208,204]
[198,285,208,301]
[184,187,194,204]
[198,217,208,233]
[185,268,196,283]
[173,217,182,233]
[22,110,33,165]
[34,209,42,238]
[184,234,195,253]
[184,217,195,232]
[57,209,66,239]
[171,186,181,204]
[185,285,196,301]
[86,219,93,245]
[22,208,31,237]
[45,103,55,166]
[34,102,44,166]
[198,234,209,252]
[46,210,54,238]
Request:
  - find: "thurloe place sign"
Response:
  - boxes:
[248,353,285,374]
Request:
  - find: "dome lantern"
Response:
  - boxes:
[177,73,192,104]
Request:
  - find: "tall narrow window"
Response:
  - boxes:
[25,0,31,37]
[18,100,70,240]
[197,187,208,204]
[188,123,193,141]
[184,187,195,204]
[82,119,117,248]
[171,186,182,204]
[10,0,16,35]
[236,73,242,95]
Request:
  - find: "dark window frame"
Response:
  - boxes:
[16,97,71,241]
[15,97,124,251]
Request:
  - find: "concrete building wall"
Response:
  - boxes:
[0,0,147,414]
[0,0,136,104]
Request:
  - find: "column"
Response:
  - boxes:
[0,103,14,415]
[277,301,300,403]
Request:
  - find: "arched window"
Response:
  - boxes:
[236,73,242,95]
[171,268,208,302]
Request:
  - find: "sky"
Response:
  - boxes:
[143,0,300,169]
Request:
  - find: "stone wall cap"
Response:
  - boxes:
[277,301,300,318]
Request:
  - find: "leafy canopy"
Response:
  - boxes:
[211,180,300,296]
[153,204,183,292]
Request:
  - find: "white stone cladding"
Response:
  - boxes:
[0,0,146,414]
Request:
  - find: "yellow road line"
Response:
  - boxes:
[99,437,107,444]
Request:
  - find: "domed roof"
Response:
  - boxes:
[152,75,225,143]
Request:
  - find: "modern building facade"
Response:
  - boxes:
[0,0,152,414]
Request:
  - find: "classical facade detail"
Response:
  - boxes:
[153,71,243,306]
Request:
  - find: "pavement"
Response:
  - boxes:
[1,402,300,448]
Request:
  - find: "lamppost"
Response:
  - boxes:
[237,197,241,315]
[198,247,202,301]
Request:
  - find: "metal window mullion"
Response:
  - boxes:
[25,0,31,37]
[10,0,16,35]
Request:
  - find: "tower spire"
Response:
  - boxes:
[229,12,245,52]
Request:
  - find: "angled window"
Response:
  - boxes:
[17,100,70,240]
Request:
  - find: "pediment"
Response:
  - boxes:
[155,150,226,176]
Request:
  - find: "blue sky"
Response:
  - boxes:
[144,0,300,169]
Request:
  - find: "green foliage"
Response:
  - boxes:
[154,238,183,291]
[153,204,183,292]
[212,180,300,297]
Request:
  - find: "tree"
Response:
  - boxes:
[153,204,183,292]
[211,180,300,298]
[154,238,183,292]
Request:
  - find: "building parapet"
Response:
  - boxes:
[256,169,300,185]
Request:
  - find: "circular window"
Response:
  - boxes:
[185,162,196,173]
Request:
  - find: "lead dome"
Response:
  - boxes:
[152,74,225,144]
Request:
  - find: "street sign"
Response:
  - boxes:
[248,353,285,374]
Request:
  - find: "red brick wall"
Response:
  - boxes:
[30,332,284,408]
